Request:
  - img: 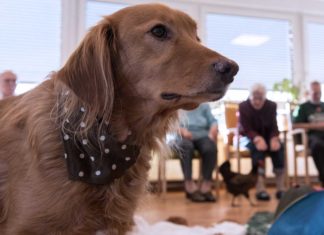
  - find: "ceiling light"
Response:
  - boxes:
[231,34,270,47]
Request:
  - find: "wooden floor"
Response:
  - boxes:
[136,188,278,227]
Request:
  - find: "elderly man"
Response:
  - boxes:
[239,83,285,201]
[0,70,17,99]
[293,81,324,187]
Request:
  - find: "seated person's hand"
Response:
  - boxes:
[208,125,218,142]
[270,137,281,151]
[253,136,267,151]
[180,128,193,140]
[208,133,216,142]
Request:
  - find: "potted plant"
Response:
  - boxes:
[273,78,300,103]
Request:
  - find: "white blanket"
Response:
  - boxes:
[97,216,246,235]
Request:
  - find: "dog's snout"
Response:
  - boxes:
[213,60,239,84]
[214,61,231,74]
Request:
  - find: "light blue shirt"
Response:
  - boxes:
[181,103,218,140]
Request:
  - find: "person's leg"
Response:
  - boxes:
[246,140,269,200]
[194,137,217,183]
[175,138,195,180]
[309,135,324,186]
[194,137,217,201]
[270,143,285,199]
[175,138,204,202]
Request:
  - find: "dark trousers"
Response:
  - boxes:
[246,140,285,172]
[309,134,324,184]
[175,137,217,181]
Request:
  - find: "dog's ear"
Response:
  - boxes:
[57,19,116,117]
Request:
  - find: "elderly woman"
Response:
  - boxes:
[239,83,285,201]
[175,103,218,203]
[0,70,17,99]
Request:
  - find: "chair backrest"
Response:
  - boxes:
[223,102,251,168]
[224,102,239,145]
[224,102,239,129]
[287,102,303,144]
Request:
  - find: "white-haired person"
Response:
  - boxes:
[0,70,17,99]
[238,83,285,201]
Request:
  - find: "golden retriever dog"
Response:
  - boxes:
[0,3,238,235]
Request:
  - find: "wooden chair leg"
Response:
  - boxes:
[303,132,310,185]
[284,157,290,188]
[294,153,298,185]
[157,157,167,197]
[305,155,310,184]
[215,166,220,198]
[283,132,290,188]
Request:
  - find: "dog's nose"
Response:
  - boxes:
[213,60,239,84]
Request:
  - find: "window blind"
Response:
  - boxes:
[306,22,324,83]
[0,0,62,87]
[86,1,128,29]
[206,14,293,91]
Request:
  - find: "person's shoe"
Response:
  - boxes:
[185,191,205,202]
[256,191,271,201]
[201,191,217,202]
[276,190,285,199]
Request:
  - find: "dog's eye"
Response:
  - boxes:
[150,25,168,39]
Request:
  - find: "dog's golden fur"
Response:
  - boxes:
[0,4,238,235]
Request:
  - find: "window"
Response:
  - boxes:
[0,0,62,94]
[305,22,324,83]
[206,14,293,93]
[86,1,127,29]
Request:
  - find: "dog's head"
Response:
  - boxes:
[110,4,238,109]
[57,3,238,127]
